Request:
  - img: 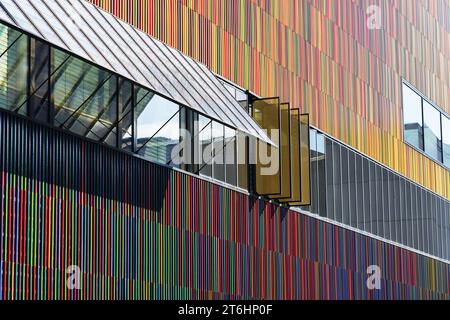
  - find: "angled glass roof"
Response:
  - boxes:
[0,0,274,145]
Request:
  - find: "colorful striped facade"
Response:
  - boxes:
[1,0,450,301]
[1,113,450,300]
[88,0,450,200]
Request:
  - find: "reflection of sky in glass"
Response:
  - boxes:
[443,115,450,166]
[443,115,450,144]
[136,94,179,140]
[403,84,422,125]
[423,100,441,138]
[212,121,224,140]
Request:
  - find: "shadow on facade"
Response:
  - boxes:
[0,111,169,213]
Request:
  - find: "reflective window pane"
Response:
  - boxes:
[0,24,28,113]
[405,180,412,248]
[375,165,383,238]
[356,154,365,230]
[29,38,51,123]
[393,175,401,244]
[309,130,318,214]
[224,126,237,186]
[363,159,371,233]
[423,101,442,162]
[325,138,334,220]
[369,162,377,235]
[199,115,212,178]
[135,87,180,166]
[52,48,118,140]
[403,84,423,150]
[382,170,390,240]
[348,151,358,228]
[442,115,450,167]
[212,121,225,182]
[341,147,350,225]
[118,79,133,151]
[332,142,342,222]
[236,131,248,189]
[316,133,327,216]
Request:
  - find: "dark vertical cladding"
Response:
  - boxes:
[0,110,169,212]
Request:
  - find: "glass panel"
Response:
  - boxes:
[340,147,350,225]
[348,151,358,228]
[388,173,396,242]
[393,175,401,244]
[325,138,334,220]
[252,98,281,195]
[280,109,301,203]
[52,48,118,141]
[442,201,450,260]
[405,179,412,248]
[375,165,383,238]
[199,115,212,178]
[411,185,419,250]
[224,126,237,186]
[316,133,326,217]
[420,189,427,253]
[236,131,248,189]
[272,103,292,199]
[399,178,405,247]
[118,79,133,151]
[212,121,225,182]
[426,192,434,255]
[436,198,442,258]
[363,159,371,233]
[369,162,377,235]
[29,38,51,123]
[442,115,450,167]
[423,100,442,162]
[382,169,390,240]
[299,114,311,205]
[0,24,28,113]
[308,129,318,213]
[135,87,180,166]
[403,83,423,150]
[333,143,342,222]
[356,154,365,230]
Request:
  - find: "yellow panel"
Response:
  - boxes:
[272,103,292,199]
[278,109,301,203]
[252,98,281,195]
[289,114,311,206]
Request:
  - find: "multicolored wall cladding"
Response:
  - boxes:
[87,0,450,200]
[1,111,450,299]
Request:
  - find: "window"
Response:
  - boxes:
[135,87,181,167]
[443,115,450,167]
[403,83,423,150]
[402,82,449,168]
[341,147,350,225]
[423,101,442,162]
[325,138,335,220]
[224,126,237,186]
[0,24,28,113]
[198,115,212,178]
[316,133,326,216]
[118,79,133,151]
[212,121,225,182]
[52,48,118,142]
